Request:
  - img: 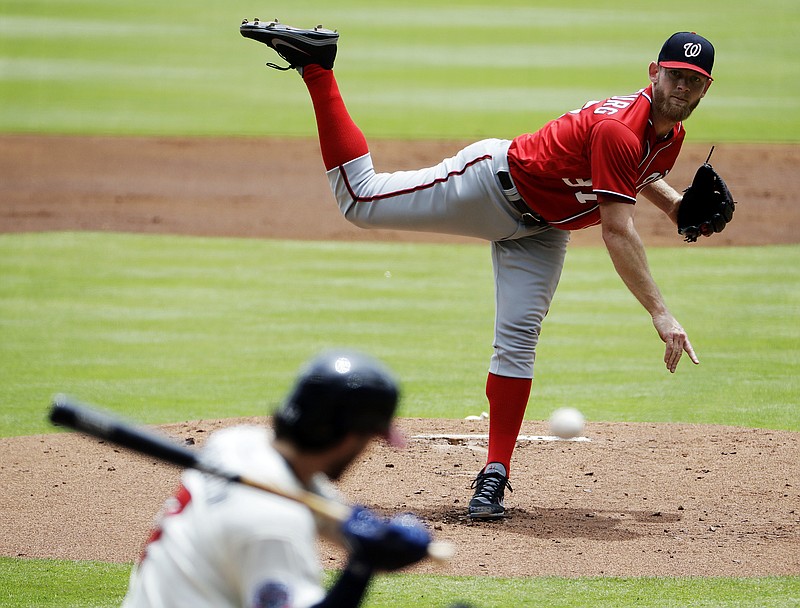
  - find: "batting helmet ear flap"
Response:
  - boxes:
[273,394,354,450]
[273,350,399,452]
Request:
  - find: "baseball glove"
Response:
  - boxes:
[677,148,736,242]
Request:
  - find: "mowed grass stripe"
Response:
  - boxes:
[1,233,797,437]
[1,0,797,139]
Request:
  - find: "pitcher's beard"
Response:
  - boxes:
[653,87,701,123]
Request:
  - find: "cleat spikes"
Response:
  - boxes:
[240,19,339,71]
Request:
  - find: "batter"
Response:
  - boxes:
[122,350,431,607]
[240,23,713,519]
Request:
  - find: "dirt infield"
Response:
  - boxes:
[2,135,800,247]
[2,418,799,577]
[1,135,799,577]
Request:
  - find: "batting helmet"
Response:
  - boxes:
[273,350,402,451]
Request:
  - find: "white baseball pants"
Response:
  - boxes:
[326,138,570,378]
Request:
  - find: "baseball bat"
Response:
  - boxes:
[48,394,454,563]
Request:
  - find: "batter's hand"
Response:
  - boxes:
[652,312,700,373]
[342,506,431,571]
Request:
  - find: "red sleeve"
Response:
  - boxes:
[588,119,641,204]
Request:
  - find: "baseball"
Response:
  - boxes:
[548,407,585,439]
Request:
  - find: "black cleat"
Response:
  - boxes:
[240,19,338,73]
[468,464,513,520]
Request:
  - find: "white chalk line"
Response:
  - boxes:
[411,433,590,442]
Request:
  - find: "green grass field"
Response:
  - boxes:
[1,0,799,141]
[1,0,799,606]
[1,233,799,438]
[3,557,798,607]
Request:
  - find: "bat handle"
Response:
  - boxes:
[240,474,455,563]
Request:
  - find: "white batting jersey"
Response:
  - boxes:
[122,426,334,608]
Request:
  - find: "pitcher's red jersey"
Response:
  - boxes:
[508,84,685,230]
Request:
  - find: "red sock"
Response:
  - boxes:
[485,373,532,475]
[302,65,369,170]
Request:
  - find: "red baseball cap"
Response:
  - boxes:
[658,32,715,80]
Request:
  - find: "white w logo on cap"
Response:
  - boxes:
[683,42,702,58]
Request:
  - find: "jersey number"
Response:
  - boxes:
[562,178,597,205]
[139,484,193,561]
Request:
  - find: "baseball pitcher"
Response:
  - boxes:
[239,24,736,520]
